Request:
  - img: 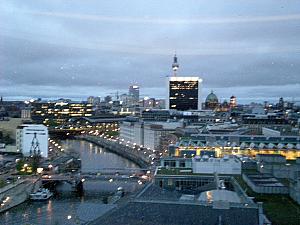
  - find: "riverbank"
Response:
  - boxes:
[0,139,143,225]
[0,178,40,213]
[77,135,150,168]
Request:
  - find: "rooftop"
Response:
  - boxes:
[198,189,242,203]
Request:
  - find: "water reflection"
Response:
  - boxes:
[62,139,139,173]
[0,140,139,225]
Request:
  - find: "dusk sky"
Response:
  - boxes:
[1,0,300,103]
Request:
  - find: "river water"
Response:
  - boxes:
[0,139,140,225]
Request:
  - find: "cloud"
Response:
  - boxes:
[26,11,300,25]
[0,1,300,102]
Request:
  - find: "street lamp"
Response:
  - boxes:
[37,168,43,174]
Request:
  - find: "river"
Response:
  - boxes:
[0,139,141,225]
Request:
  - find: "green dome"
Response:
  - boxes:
[205,91,218,103]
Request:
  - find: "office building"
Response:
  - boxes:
[129,85,139,101]
[170,134,300,159]
[119,119,183,150]
[192,155,241,174]
[31,101,93,124]
[166,76,202,111]
[21,108,31,118]
[166,55,202,111]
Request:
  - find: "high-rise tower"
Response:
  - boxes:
[129,85,139,101]
[166,55,202,111]
[172,54,179,76]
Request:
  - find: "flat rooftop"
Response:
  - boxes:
[91,183,259,225]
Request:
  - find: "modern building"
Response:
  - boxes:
[31,101,94,125]
[129,85,139,101]
[16,124,48,158]
[21,108,31,118]
[119,119,183,150]
[166,76,202,111]
[192,155,241,174]
[87,96,95,104]
[170,134,300,159]
[141,109,171,121]
[143,122,181,150]
[159,155,241,175]
[166,55,202,111]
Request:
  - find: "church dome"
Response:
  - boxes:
[205,91,218,104]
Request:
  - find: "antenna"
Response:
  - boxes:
[172,53,179,76]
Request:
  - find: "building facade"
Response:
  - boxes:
[16,124,48,158]
[166,76,202,111]
[31,101,93,125]
[119,119,182,150]
[171,134,300,159]
[129,85,139,101]
[192,156,241,174]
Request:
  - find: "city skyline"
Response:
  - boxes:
[1,0,300,102]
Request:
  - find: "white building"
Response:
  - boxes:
[16,124,48,158]
[143,122,182,150]
[192,155,241,175]
[119,121,136,143]
[119,120,182,150]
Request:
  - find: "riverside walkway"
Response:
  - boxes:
[77,135,153,168]
[0,178,40,213]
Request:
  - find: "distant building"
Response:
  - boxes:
[230,95,237,108]
[192,155,241,174]
[171,134,300,159]
[159,155,241,175]
[104,95,112,103]
[21,108,31,118]
[31,101,93,124]
[119,119,183,150]
[129,85,139,101]
[166,76,202,111]
[143,97,156,109]
[87,96,95,104]
[204,91,219,110]
[93,97,101,105]
[16,124,48,158]
[141,109,170,121]
[166,55,202,111]
[278,97,284,109]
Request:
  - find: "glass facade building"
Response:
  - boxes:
[129,85,139,101]
[166,77,202,111]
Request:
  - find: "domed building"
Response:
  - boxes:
[205,91,219,110]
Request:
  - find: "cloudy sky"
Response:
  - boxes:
[1,0,300,103]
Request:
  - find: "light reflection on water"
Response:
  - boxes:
[69,139,139,173]
[0,140,139,225]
